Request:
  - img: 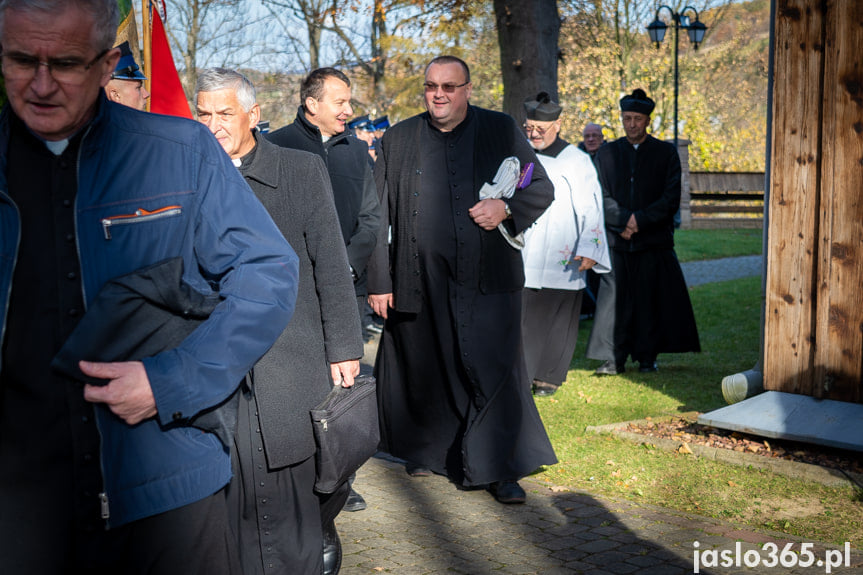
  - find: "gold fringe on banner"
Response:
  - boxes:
[114,6,142,66]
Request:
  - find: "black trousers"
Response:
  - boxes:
[0,487,240,575]
[522,287,584,386]
[228,388,349,575]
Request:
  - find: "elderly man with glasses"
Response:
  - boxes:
[519,92,611,397]
[0,1,299,573]
[367,55,557,505]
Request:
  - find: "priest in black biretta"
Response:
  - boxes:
[585,88,700,375]
[523,91,562,121]
[618,88,655,116]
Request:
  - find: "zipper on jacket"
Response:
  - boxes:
[99,492,110,519]
[101,206,182,240]
[77,123,112,527]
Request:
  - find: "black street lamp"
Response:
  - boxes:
[646,5,707,145]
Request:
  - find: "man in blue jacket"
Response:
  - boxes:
[0,1,298,573]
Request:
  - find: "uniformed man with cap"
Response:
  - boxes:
[104,41,150,111]
[348,114,376,161]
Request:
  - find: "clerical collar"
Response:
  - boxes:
[11,111,81,156]
[536,137,569,158]
[236,139,258,168]
[236,143,258,168]
[44,139,70,156]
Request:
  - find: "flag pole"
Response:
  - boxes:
[142,0,152,111]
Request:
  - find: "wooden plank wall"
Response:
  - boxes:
[765,0,863,402]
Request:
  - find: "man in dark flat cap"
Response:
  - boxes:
[104,41,150,111]
[586,89,700,375]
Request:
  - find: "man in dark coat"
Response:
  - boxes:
[586,89,700,375]
[196,68,363,575]
[268,68,380,346]
[367,56,558,505]
[267,69,379,513]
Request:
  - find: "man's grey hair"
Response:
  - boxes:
[196,68,257,112]
[0,0,119,52]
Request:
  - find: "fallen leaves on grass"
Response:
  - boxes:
[625,417,863,475]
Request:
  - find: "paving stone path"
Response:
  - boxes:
[680,255,763,287]
[338,455,861,574]
[344,255,863,574]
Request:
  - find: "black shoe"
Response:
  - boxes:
[487,480,526,504]
[343,487,367,512]
[322,521,342,575]
[595,360,624,375]
[639,361,658,373]
[405,462,433,477]
[532,380,559,397]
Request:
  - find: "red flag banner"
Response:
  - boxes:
[149,4,192,118]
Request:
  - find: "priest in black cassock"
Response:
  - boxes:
[367,55,557,504]
[586,89,700,375]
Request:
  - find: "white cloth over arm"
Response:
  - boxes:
[522,145,611,290]
[477,156,525,250]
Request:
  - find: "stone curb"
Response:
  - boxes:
[586,418,863,489]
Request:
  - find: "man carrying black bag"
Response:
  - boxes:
[195,68,364,575]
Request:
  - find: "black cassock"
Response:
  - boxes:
[375,116,557,487]
[586,135,700,364]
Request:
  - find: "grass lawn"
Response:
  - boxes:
[674,228,762,262]
[531,230,862,546]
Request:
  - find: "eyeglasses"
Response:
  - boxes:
[423,81,469,93]
[0,48,110,85]
[523,123,554,136]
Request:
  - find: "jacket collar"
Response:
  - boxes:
[239,131,280,189]
[294,106,349,147]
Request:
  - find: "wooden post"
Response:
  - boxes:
[765,0,863,402]
[764,0,823,397]
[673,139,692,229]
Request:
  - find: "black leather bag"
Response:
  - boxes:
[310,374,380,494]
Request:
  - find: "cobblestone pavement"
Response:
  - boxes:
[343,255,863,574]
[339,456,861,574]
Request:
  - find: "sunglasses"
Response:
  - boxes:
[423,81,469,93]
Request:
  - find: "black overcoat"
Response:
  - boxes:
[268,108,380,295]
[240,135,363,468]
[595,134,680,251]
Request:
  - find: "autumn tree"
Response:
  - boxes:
[491,0,560,124]
[165,0,268,100]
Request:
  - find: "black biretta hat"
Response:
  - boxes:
[523,92,562,121]
[619,89,655,115]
